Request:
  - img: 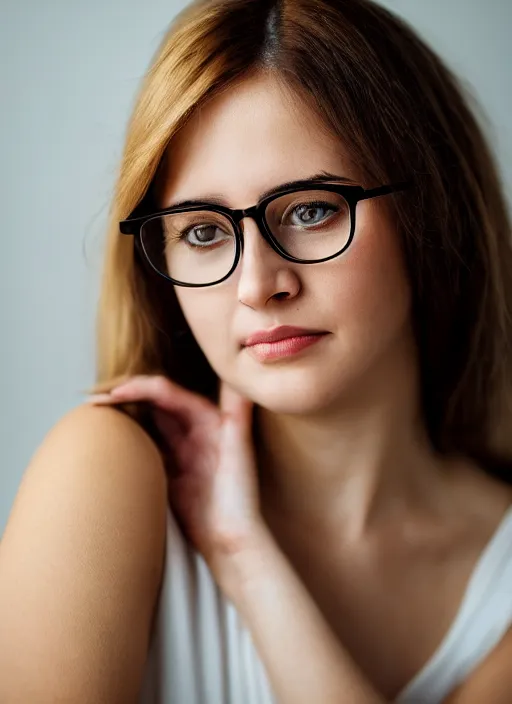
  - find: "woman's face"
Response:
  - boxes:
[157,73,413,415]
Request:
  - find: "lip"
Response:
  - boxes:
[244,333,328,363]
[242,325,327,347]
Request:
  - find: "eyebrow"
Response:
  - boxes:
[162,171,358,210]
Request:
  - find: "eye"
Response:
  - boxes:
[181,224,232,248]
[287,201,337,227]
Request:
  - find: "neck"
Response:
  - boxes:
[254,334,448,540]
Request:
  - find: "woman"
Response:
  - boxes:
[1,0,511,702]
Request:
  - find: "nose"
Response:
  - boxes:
[234,218,301,309]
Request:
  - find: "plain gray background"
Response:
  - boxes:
[1,0,511,535]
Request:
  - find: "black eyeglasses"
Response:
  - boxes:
[119,178,412,287]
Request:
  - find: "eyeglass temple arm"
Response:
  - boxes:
[359,180,413,201]
[120,220,140,235]
[119,191,155,235]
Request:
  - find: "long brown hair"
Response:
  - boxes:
[88,0,512,480]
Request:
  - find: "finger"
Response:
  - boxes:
[91,374,213,421]
[87,393,116,404]
[85,374,154,405]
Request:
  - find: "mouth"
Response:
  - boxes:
[242,325,328,346]
[244,332,329,362]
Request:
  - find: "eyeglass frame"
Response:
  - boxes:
[119,177,413,288]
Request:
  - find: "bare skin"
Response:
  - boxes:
[152,70,512,699]
[260,459,512,699]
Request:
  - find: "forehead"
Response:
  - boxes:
[157,73,356,209]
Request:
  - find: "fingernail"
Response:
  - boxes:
[110,385,130,396]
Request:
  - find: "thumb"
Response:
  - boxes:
[219,381,253,438]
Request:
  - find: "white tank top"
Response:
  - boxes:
[139,503,512,703]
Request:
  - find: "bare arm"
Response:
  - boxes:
[442,627,512,703]
[0,404,167,704]
[221,525,385,704]
[224,525,512,704]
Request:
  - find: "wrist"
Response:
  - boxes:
[209,521,277,601]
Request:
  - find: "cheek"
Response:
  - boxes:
[322,208,412,346]
[175,288,233,368]
[355,230,409,317]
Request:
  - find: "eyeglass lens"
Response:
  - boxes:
[140,189,352,285]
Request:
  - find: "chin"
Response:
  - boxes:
[238,369,350,416]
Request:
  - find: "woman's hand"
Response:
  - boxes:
[87,375,266,592]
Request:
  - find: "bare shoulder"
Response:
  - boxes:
[0,403,168,704]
